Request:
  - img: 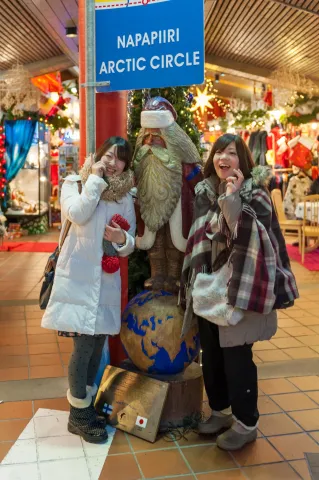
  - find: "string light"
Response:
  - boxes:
[0,125,7,202]
[190,86,216,115]
[189,75,231,130]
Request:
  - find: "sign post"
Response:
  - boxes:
[95,0,205,92]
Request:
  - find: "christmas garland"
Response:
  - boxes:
[231,109,269,129]
[283,108,319,126]
[2,95,77,133]
[282,93,319,126]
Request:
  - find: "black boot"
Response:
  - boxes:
[67,390,108,444]
[86,384,107,427]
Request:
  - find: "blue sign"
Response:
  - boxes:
[95,0,204,92]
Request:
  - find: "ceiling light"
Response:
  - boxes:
[66,26,77,38]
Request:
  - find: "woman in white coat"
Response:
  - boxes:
[42,137,136,443]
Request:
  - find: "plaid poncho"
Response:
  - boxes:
[180,167,299,336]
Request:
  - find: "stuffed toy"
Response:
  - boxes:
[0,213,7,239]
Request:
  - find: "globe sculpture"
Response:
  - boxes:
[121,290,200,375]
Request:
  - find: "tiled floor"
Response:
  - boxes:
[3,378,319,478]
[2,231,319,377]
[2,231,319,478]
[0,230,71,381]
[0,407,116,479]
[0,305,71,381]
[3,272,319,381]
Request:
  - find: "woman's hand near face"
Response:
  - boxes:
[104,221,126,244]
[225,169,244,196]
[92,160,107,178]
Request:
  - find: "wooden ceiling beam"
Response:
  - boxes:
[268,0,319,15]
[22,0,78,65]
[0,55,74,79]
[205,55,272,83]
[215,0,278,59]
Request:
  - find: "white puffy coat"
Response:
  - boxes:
[41,174,136,335]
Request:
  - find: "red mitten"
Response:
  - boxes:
[101,215,131,274]
[111,214,130,232]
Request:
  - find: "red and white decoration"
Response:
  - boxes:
[0,125,6,201]
[135,416,148,428]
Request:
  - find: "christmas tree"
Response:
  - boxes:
[128,86,201,152]
[127,86,201,298]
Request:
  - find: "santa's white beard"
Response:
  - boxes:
[136,152,182,233]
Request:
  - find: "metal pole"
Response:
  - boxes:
[85,0,96,155]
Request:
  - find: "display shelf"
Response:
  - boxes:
[6,122,51,234]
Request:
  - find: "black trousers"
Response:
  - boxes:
[199,317,259,427]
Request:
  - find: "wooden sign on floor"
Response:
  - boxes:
[95,365,169,443]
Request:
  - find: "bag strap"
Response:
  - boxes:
[59,181,82,252]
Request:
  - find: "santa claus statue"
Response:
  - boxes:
[133,96,203,293]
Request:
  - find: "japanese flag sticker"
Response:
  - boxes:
[136,416,148,428]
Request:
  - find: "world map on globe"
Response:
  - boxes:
[121,290,200,375]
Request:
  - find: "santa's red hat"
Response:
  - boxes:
[141,97,177,129]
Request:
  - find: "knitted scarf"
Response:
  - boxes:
[79,156,134,260]
[80,155,134,203]
[180,177,219,307]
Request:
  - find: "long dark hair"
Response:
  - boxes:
[204,134,255,180]
[95,136,132,171]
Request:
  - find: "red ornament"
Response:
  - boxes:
[46,105,59,118]
[101,255,120,274]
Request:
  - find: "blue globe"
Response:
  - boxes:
[121,290,200,375]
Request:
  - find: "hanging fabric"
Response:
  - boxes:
[4,120,37,183]
[249,131,268,165]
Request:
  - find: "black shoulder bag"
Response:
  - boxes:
[39,182,82,310]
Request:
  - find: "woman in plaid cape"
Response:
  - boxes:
[180,134,298,451]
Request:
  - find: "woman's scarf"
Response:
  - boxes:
[79,155,134,263]
[80,155,134,202]
[180,167,299,336]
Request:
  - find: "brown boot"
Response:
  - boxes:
[145,226,167,291]
[164,224,183,294]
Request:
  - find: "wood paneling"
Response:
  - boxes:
[0,0,62,70]
[205,0,319,80]
[0,0,78,71]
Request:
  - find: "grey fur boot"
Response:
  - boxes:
[67,390,108,444]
